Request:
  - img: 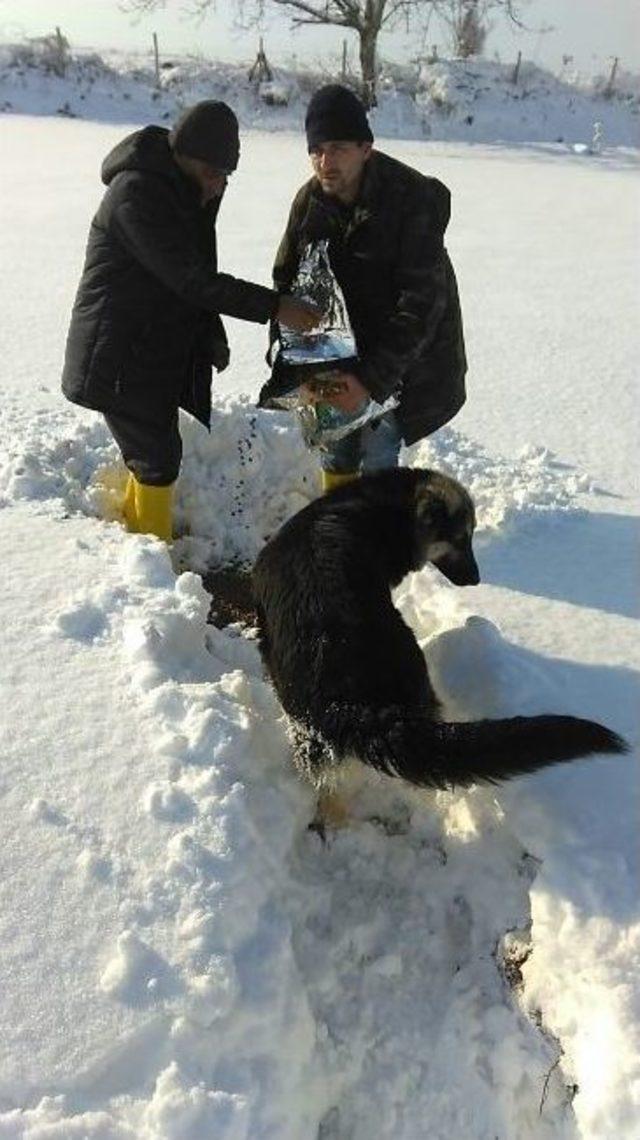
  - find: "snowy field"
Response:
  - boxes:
[0,100,639,1139]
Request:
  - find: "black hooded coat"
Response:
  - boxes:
[62,126,277,428]
[273,150,467,446]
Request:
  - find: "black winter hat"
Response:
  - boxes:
[305,84,374,151]
[169,101,240,172]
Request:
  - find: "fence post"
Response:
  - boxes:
[153,32,160,88]
[512,50,522,85]
[341,40,348,81]
[54,26,68,76]
[248,38,273,84]
[604,56,619,97]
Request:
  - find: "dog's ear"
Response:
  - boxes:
[414,482,447,536]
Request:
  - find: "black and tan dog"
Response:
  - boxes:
[253,468,626,806]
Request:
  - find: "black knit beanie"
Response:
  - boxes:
[305,85,374,151]
[169,101,240,172]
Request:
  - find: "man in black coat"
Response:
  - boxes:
[62,101,317,540]
[273,85,467,492]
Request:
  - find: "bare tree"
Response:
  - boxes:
[265,0,425,106]
[122,0,434,107]
[433,1,529,59]
[20,25,71,76]
[438,1,486,57]
[122,0,537,103]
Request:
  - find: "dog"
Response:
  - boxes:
[252,468,627,802]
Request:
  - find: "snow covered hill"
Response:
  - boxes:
[0,57,638,1140]
[0,38,638,147]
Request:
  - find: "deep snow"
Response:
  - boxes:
[0,53,638,1140]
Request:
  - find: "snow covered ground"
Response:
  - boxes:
[0,65,638,1140]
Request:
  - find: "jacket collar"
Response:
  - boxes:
[306,151,396,238]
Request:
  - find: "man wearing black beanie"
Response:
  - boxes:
[274,84,467,492]
[62,101,318,540]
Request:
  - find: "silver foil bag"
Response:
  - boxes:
[260,241,358,399]
[286,240,354,341]
[259,240,398,447]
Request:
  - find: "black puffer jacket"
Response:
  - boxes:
[273,150,467,445]
[62,126,277,427]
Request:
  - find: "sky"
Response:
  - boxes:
[0,0,638,78]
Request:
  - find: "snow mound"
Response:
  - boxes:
[0,392,593,574]
[413,56,639,145]
[0,42,638,147]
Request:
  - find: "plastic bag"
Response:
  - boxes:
[281,239,356,364]
[258,241,399,449]
[259,241,358,401]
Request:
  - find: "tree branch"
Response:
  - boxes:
[271,0,364,29]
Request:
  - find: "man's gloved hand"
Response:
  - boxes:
[211,339,230,373]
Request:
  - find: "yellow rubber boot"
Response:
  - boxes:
[321,470,359,494]
[121,473,137,531]
[132,479,174,542]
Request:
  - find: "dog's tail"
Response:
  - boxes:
[323,705,628,789]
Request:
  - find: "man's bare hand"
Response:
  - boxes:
[320,372,369,413]
[277,296,322,333]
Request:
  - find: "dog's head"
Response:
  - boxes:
[413,471,480,586]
